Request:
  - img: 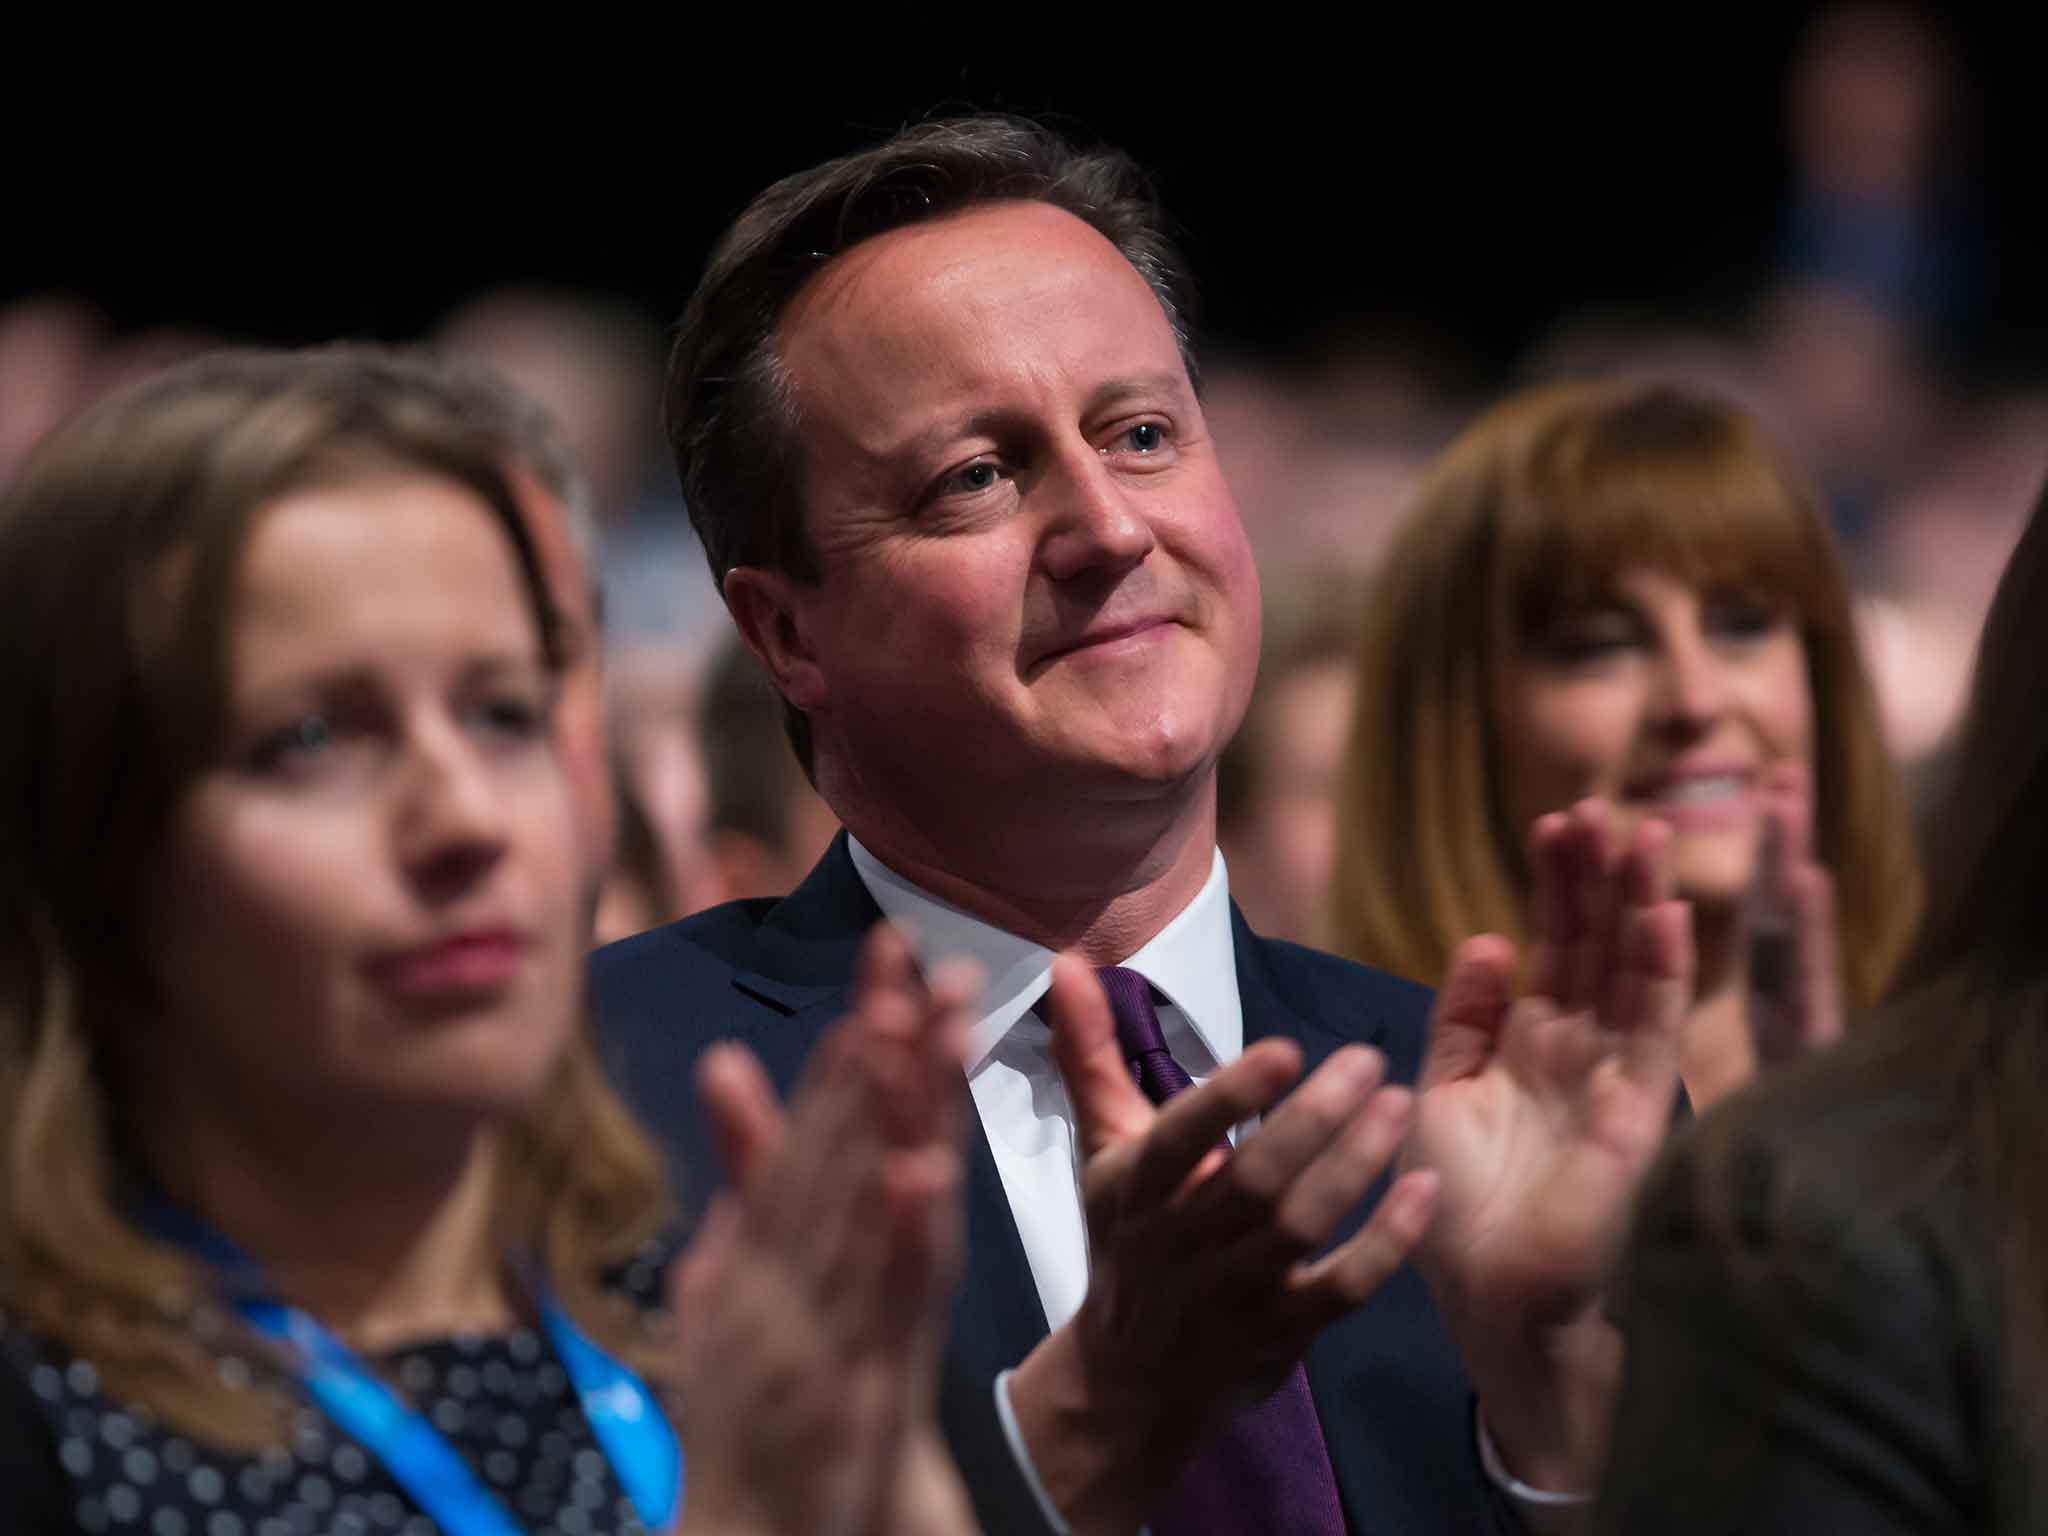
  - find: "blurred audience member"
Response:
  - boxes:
[697,638,840,905]
[1752,278,1946,546]
[1598,471,2048,1533]
[1217,582,1357,947]
[0,347,978,1536]
[1759,3,1977,545]
[437,287,725,655]
[606,661,727,922]
[0,296,104,488]
[1856,390,2048,773]
[1781,2,1977,346]
[594,751,685,946]
[1332,378,1920,1106]
[1201,336,1457,579]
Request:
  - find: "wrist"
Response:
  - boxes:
[1008,1321,1200,1536]
[1469,1310,1622,1496]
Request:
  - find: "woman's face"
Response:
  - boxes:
[141,475,584,1126]
[1493,565,1815,909]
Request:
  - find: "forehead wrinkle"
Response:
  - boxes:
[778,205,1171,470]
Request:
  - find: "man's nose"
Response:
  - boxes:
[395,725,509,901]
[1037,450,1157,582]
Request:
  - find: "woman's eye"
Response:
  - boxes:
[247,714,341,774]
[471,693,549,741]
[1706,597,1784,642]
[1536,614,1637,663]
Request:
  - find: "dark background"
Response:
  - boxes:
[8,9,2040,376]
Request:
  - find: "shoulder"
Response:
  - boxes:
[1631,1044,1976,1290]
[589,897,783,1000]
[1236,927,1437,1078]
[0,1316,113,1532]
[1603,1053,1998,1528]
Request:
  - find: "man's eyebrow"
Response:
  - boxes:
[877,373,1196,464]
[1084,372,1194,416]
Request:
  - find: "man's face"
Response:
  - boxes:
[755,201,1260,833]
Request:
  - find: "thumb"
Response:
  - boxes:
[695,1041,788,1190]
[1420,934,1519,1091]
[667,1192,739,1350]
[1043,953,1154,1161]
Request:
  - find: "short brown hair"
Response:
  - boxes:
[0,347,669,1445]
[665,113,1199,770]
[1330,378,1920,1005]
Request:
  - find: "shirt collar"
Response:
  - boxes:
[844,836,1242,1074]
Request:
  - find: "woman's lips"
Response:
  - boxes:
[1625,772,1756,830]
[369,930,531,996]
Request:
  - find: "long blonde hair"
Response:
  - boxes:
[1331,378,1920,1002]
[0,348,671,1445]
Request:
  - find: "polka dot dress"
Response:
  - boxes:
[1,1251,674,1536]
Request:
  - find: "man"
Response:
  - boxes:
[594,116,1690,1535]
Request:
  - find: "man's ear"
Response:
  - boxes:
[723,565,827,710]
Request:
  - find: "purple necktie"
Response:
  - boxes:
[1094,966,1349,1536]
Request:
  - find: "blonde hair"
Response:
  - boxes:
[1331,378,1919,1003]
[0,348,671,1446]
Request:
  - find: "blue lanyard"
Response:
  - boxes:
[136,1201,682,1535]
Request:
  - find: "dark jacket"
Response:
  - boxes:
[591,834,1517,1535]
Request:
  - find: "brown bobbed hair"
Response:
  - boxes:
[0,347,670,1445]
[1330,377,1920,1006]
[665,112,1199,774]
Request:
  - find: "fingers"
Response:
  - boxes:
[1214,1064,1415,1275]
[668,1193,739,1341]
[1289,1167,1438,1322]
[1527,800,1626,1010]
[1565,801,1622,1009]
[1611,896,1693,1099]
[1788,863,1843,1051]
[1125,1038,1303,1209]
[1045,954,1156,1161]
[1419,934,1519,1090]
[1525,810,1574,1001]
[696,1041,789,1190]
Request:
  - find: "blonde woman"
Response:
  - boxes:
[0,349,975,1536]
[1332,379,1919,1107]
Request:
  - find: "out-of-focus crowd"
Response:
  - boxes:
[2,3,2037,955]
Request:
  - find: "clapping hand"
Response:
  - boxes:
[668,924,979,1536]
[1746,761,1844,1065]
[1007,956,1439,1534]
[1405,800,1693,1493]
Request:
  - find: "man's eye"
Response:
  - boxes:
[1125,422,1165,453]
[942,461,1003,495]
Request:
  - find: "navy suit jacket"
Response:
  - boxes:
[591,836,1518,1535]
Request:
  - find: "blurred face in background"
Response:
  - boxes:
[141,476,585,1130]
[1219,657,1353,947]
[1493,566,1815,910]
[508,468,616,886]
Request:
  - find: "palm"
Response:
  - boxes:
[1416,1000,1673,1322]
[1407,804,1693,1332]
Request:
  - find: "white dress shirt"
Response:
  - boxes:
[847,835,1242,1330]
